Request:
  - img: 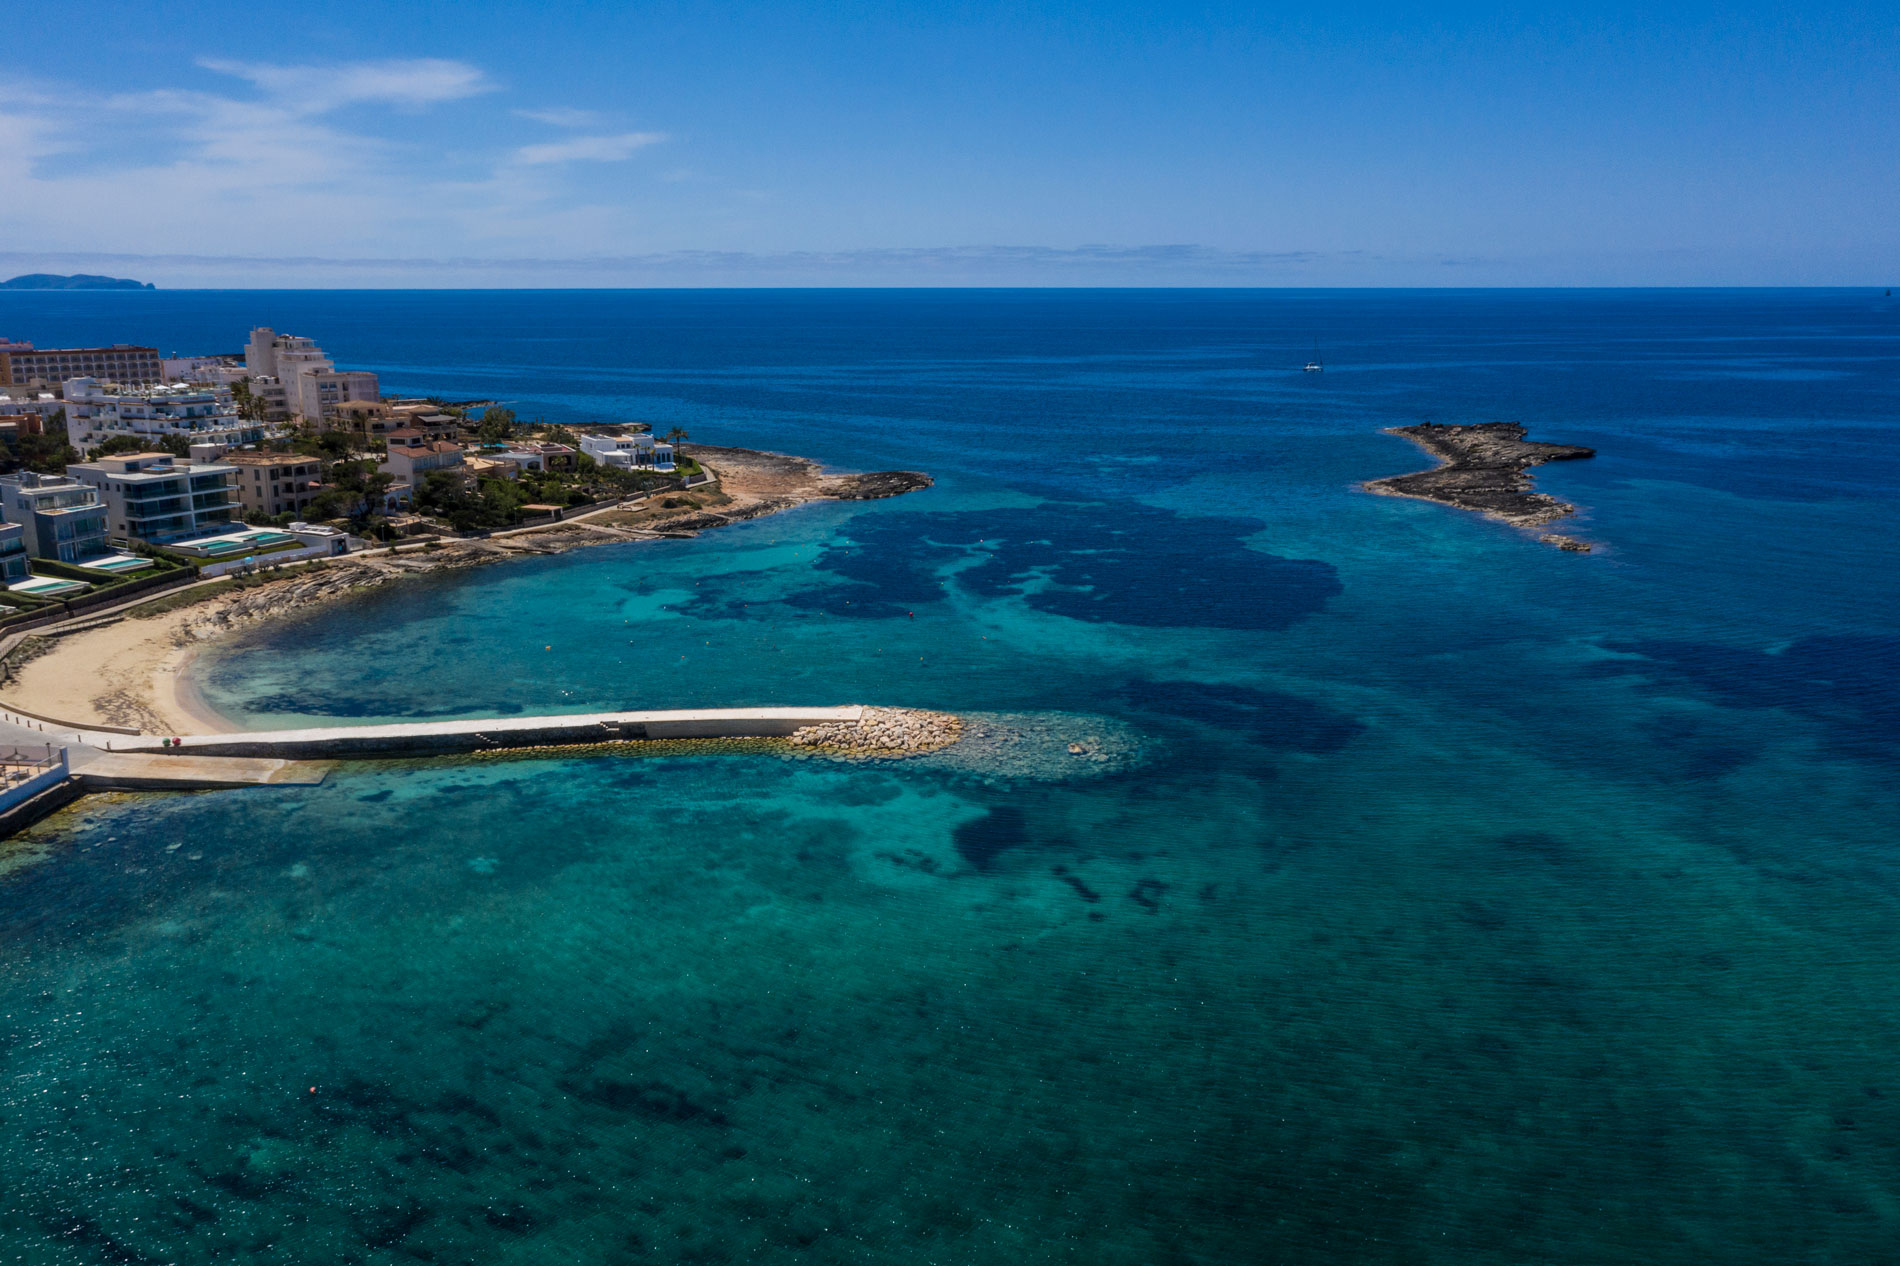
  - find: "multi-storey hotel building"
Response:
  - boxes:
[0,343,162,387]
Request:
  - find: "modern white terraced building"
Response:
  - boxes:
[62,378,278,456]
[65,452,241,545]
[0,472,110,562]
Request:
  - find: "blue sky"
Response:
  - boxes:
[2,0,1895,286]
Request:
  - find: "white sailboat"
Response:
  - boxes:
[1303,339,1323,372]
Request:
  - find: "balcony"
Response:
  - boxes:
[124,484,186,501]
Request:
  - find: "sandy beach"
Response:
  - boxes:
[0,446,931,736]
[6,608,235,736]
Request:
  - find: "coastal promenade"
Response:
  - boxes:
[0,706,871,837]
[0,708,325,838]
[109,706,867,759]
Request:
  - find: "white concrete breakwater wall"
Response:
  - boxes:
[114,706,965,761]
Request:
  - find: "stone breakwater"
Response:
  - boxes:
[788,707,963,756]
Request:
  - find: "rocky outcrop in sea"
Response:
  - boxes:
[1364,421,1597,549]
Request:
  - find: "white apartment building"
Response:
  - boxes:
[0,391,66,423]
[244,327,380,425]
[62,378,278,455]
[245,327,328,381]
[0,522,29,583]
[161,356,247,386]
[579,432,676,472]
[66,452,241,545]
[293,368,380,424]
[0,472,111,562]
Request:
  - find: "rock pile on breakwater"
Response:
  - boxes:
[788,706,963,756]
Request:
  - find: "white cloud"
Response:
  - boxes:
[195,57,492,113]
[512,131,665,165]
[514,107,601,128]
[0,59,668,260]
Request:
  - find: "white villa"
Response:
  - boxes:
[580,432,675,472]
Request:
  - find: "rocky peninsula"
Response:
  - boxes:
[1365,422,1596,550]
[1,445,933,735]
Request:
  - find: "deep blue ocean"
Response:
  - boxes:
[1,289,1896,1264]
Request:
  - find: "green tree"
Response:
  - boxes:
[92,433,189,457]
[477,406,519,445]
[18,411,79,473]
[414,470,526,532]
[230,378,260,421]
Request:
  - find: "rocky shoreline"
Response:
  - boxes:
[163,447,934,645]
[1365,422,1596,549]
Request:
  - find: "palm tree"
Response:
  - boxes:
[666,427,688,445]
[231,378,264,421]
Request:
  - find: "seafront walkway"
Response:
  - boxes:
[109,706,867,759]
[0,705,869,836]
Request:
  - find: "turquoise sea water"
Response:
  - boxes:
[1,290,1897,1263]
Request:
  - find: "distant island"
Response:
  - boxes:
[1365,421,1596,551]
[1,273,155,290]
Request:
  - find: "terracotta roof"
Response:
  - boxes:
[388,441,463,458]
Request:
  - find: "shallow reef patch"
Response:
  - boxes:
[783,502,1342,630]
[1595,634,1900,764]
[1117,680,1365,753]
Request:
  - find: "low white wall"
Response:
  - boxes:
[0,748,69,813]
[198,543,331,578]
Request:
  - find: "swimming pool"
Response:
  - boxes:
[81,554,157,574]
